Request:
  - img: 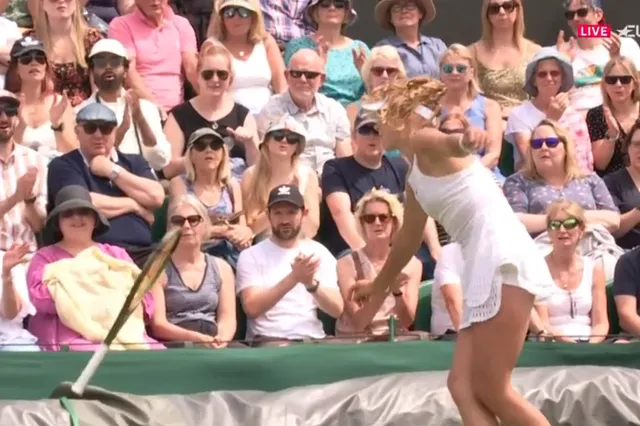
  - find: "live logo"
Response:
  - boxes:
[577,24,612,38]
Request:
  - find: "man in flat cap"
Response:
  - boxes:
[47,103,165,267]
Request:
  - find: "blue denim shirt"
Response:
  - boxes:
[375,34,447,79]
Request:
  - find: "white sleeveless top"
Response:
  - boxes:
[547,257,595,340]
[232,42,273,115]
[21,121,60,163]
[407,157,553,323]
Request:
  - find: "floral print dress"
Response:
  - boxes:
[24,28,103,107]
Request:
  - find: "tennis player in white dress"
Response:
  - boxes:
[352,77,554,426]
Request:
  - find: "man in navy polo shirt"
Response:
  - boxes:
[46,103,165,267]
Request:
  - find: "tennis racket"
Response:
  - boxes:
[70,228,182,395]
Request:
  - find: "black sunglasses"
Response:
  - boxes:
[440,128,465,135]
[318,0,347,9]
[548,217,581,231]
[288,70,322,80]
[192,138,224,152]
[60,207,94,219]
[0,104,19,117]
[18,51,46,66]
[361,213,392,224]
[201,69,229,81]
[221,6,251,18]
[371,66,399,77]
[564,7,589,20]
[170,214,203,227]
[530,137,561,149]
[357,124,379,136]
[92,55,125,69]
[81,122,117,135]
[487,0,518,15]
[268,130,303,144]
[604,75,634,85]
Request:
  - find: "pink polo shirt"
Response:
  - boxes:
[108,6,197,111]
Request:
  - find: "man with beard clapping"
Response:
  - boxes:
[76,39,171,172]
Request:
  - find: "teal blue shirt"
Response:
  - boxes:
[284,37,369,106]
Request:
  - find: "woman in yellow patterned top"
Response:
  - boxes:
[469,0,540,120]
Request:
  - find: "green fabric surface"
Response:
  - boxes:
[0,341,637,401]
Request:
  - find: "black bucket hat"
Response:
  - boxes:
[45,185,109,242]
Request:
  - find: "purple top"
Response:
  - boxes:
[504,171,618,215]
[26,243,163,351]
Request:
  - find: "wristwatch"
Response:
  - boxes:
[392,290,403,297]
[24,196,37,204]
[110,164,123,182]
[306,279,320,294]
[51,123,64,132]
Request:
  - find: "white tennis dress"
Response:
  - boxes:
[408,157,553,328]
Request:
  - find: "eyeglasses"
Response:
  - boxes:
[192,138,224,152]
[357,124,379,136]
[318,0,347,9]
[268,130,304,144]
[17,51,46,66]
[201,69,230,81]
[487,1,518,15]
[548,217,581,231]
[564,7,589,20]
[287,70,322,80]
[170,214,203,227]
[440,128,465,134]
[530,137,561,149]
[60,207,94,219]
[390,2,418,13]
[371,66,399,77]
[361,213,392,224]
[221,6,251,18]
[0,104,18,117]
[441,64,468,74]
[536,70,562,79]
[92,55,125,69]
[81,122,116,135]
[604,75,633,85]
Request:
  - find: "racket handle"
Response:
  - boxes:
[70,343,109,395]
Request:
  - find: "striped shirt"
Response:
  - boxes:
[260,0,314,47]
[0,144,48,252]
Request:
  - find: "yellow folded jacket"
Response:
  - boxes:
[43,246,149,350]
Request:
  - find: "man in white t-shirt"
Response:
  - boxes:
[236,184,343,345]
[558,0,640,113]
[0,3,22,90]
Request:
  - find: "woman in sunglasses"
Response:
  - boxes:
[504,119,619,237]
[587,57,640,176]
[535,200,609,343]
[206,0,286,116]
[163,42,259,182]
[350,77,553,425]
[24,0,103,106]
[439,44,504,182]
[150,194,238,349]
[345,45,407,146]
[284,0,368,107]
[336,189,420,338]
[506,47,592,172]
[470,0,539,121]
[27,185,162,351]
[241,115,320,239]
[169,127,253,269]
[4,37,76,161]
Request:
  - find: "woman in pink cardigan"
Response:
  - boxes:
[26,185,163,351]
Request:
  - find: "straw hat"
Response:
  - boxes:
[375,0,436,31]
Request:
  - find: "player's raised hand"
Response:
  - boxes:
[460,127,488,153]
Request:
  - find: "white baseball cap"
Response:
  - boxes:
[89,39,128,60]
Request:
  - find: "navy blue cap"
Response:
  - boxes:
[564,0,602,8]
[10,36,46,59]
[76,103,117,124]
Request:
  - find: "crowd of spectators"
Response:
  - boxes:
[1,0,640,351]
